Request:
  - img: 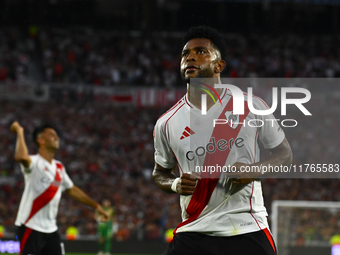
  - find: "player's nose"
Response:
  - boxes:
[186,51,196,61]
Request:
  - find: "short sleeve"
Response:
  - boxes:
[19,155,37,174]
[61,167,74,191]
[153,120,177,169]
[254,97,285,149]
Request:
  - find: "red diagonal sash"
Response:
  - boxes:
[174,97,250,234]
[24,163,63,224]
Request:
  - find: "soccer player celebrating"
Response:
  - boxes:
[153,26,293,255]
[10,121,109,255]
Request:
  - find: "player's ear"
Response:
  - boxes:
[214,60,226,74]
[36,134,45,146]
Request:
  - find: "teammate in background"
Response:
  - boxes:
[152,26,293,255]
[96,199,114,255]
[10,121,109,255]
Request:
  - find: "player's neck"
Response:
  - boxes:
[38,148,56,164]
[187,78,223,110]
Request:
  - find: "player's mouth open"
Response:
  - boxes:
[185,65,199,72]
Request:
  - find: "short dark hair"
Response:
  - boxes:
[183,26,227,60]
[32,124,57,146]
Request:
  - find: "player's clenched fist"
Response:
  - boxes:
[95,204,110,222]
[172,173,201,196]
[10,121,23,133]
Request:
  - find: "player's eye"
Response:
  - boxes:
[198,50,205,54]
[182,52,188,57]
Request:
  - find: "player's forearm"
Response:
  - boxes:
[252,138,293,177]
[255,138,292,167]
[152,169,177,194]
[14,129,30,164]
[66,185,99,209]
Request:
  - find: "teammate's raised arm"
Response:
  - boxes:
[10,121,31,168]
[12,123,109,255]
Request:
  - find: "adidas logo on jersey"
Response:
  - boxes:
[180,126,195,140]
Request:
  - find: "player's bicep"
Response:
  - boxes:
[268,137,293,160]
[22,157,32,169]
[154,163,175,174]
[152,163,177,185]
[259,137,293,168]
[20,156,33,174]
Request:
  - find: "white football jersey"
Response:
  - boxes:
[154,88,285,236]
[15,154,74,233]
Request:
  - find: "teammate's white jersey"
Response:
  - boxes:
[15,154,74,233]
[154,88,285,237]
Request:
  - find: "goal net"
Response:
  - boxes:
[271,200,340,255]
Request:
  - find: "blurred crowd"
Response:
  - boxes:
[1,27,340,244]
[2,27,340,87]
[0,28,31,83]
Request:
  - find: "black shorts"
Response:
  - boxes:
[16,225,64,255]
[163,229,277,255]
